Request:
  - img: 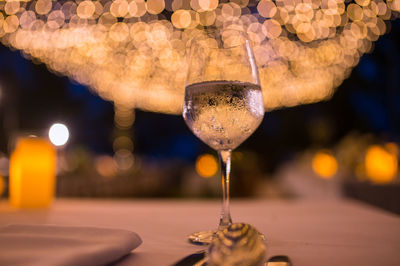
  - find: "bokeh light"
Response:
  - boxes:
[49,123,70,147]
[195,153,218,178]
[95,155,118,178]
[0,1,398,114]
[9,137,56,207]
[312,150,338,179]
[0,175,4,197]
[365,145,398,184]
[114,149,134,171]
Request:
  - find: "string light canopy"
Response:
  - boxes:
[0,0,399,114]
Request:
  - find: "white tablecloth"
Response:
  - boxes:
[1,199,399,266]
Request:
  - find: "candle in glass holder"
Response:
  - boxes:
[9,137,56,208]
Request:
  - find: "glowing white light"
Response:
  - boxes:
[49,123,69,146]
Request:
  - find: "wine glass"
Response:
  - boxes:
[183,29,265,245]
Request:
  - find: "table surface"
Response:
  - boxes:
[1,198,400,266]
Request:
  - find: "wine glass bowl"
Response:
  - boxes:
[183,80,264,151]
[183,29,264,244]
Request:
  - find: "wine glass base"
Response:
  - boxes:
[188,230,216,245]
[188,230,266,245]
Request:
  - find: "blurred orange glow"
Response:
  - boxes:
[195,154,218,178]
[114,149,134,171]
[35,0,52,15]
[113,136,134,152]
[312,151,338,179]
[146,0,165,14]
[95,155,118,178]
[385,142,399,155]
[365,145,398,184]
[172,9,192,28]
[9,138,56,208]
[257,0,277,18]
[77,1,96,19]
[114,106,135,129]
[198,0,219,11]
[0,175,4,197]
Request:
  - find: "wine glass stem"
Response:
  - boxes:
[218,149,233,231]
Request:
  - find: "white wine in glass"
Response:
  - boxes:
[183,30,265,245]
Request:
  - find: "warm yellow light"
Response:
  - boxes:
[347,4,364,21]
[3,15,19,33]
[231,0,249,8]
[35,0,52,15]
[114,149,134,171]
[198,0,219,11]
[5,1,20,15]
[77,1,96,19]
[129,0,146,17]
[257,0,277,18]
[365,145,398,184]
[0,0,399,114]
[390,0,400,11]
[171,9,192,28]
[95,155,118,178]
[109,22,130,42]
[146,0,165,14]
[113,136,134,152]
[262,19,282,39]
[0,175,5,197]
[110,0,129,17]
[195,154,218,178]
[199,10,216,26]
[114,106,135,129]
[312,151,338,179]
[385,142,399,155]
[355,0,370,7]
[9,137,56,208]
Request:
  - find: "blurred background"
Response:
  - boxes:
[0,1,399,214]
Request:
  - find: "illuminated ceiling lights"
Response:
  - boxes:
[0,0,399,114]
